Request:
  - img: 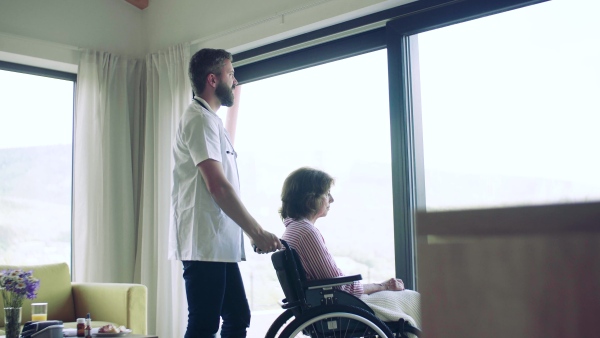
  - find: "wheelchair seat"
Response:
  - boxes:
[267,239,421,338]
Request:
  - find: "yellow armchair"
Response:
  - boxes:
[0,262,147,335]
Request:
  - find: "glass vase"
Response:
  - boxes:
[4,307,22,338]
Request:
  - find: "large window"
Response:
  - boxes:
[414,0,600,210]
[0,63,75,266]
[227,50,394,333]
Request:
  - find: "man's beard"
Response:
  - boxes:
[216,82,235,107]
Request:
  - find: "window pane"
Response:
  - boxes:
[0,69,73,265]
[416,0,600,211]
[229,50,393,329]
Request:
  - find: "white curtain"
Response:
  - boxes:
[73,44,191,336]
[136,43,191,337]
[73,50,145,283]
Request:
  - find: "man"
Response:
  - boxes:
[169,48,282,338]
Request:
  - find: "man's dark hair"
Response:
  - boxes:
[279,167,334,220]
[189,48,233,96]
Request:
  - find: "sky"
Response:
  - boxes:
[0,70,74,149]
[417,0,600,185]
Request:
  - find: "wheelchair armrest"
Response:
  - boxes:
[305,274,362,290]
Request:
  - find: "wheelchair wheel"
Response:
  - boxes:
[276,305,394,338]
[265,309,295,338]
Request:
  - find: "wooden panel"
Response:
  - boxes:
[125,0,149,10]
[416,202,600,338]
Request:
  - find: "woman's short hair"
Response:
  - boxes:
[279,167,334,220]
[189,48,232,96]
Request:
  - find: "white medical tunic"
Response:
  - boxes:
[168,98,246,262]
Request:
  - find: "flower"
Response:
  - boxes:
[0,269,40,308]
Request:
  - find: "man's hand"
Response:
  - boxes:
[251,230,282,254]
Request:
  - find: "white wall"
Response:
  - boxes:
[0,0,413,70]
[144,0,413,54]
[0,0,144,71]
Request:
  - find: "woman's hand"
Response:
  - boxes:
[364,277,405,294]
[379,278,405,291]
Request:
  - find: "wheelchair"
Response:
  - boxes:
[266,240,422,338]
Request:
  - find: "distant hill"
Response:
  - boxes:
[0,144,72,204]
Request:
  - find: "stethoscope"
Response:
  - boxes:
[193,97,237,159]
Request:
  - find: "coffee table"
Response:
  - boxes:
[95,335,158,338]
[0,335,158,338]
[93,335,158,338]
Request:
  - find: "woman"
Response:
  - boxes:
[279,167,421,328]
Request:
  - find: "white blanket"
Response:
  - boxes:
[359,289,421,329]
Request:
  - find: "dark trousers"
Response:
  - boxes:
[182,261,251,338]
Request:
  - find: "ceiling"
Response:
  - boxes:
[125,0,149,10]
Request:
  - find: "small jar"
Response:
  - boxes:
[76,318,86,337]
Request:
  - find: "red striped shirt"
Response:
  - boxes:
[281,218,364,297]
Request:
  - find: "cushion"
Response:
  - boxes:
[0,262,75,325]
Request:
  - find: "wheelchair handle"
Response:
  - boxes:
[253,238,289,253]
[278,239,301,279]
[280,239,291,251]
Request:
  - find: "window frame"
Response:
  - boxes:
[385,0,548,289]
[233,0,548,290]
[0,60,77,82]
